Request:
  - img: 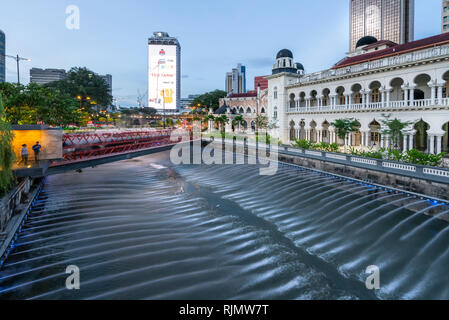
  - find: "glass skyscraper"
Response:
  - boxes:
[0,29,5,83]
[349,0,414,51]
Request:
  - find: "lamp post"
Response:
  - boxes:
[5,54,31,84]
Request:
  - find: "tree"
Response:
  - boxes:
[165,117,174,128]
[380,114,415,150]
[0,94,15,195]
[45,67,112,112]
[331,118,360,144]
[255,115,269,132]
[0,82,82,126]
[215,115,229,132]
[191,90,227,111]
[233,115,245,132]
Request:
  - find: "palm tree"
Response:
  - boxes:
[233,115,244,132]
[380,114,414,151]
[215,115,229,132]
[204,115,215,131]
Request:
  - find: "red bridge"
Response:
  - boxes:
[51,129,190,167]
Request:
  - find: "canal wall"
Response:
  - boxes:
[0,178,43,267]
[211,139,449,201]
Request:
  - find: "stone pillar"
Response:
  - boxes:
[403,135,408,152]
[386,89,391,107]
[429,135,435,154]
[428,82,436,104]
[436,135,443,155]
[363,131,369,147]
[408,131,415,151]
[348,94,352,108]
[381,90,386,107]
[437,83,444,105]
[402,86,409,106]
[409,86,415,106]
[330,94,336,109]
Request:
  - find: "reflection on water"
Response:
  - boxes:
[1,151,449,300]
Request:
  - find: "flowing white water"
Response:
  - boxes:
[0,151,448,300]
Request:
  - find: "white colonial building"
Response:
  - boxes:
[265,34,449,154]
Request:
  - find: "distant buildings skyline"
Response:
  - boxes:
[30,68,66,85]
[349,0,415,51]
[225,63,246,95]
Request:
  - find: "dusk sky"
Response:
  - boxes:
[0,0,442,107]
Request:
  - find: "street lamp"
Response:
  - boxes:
[4,54,31,84]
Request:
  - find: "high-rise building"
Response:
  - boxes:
[100,74,112,96]
[148,32,181,112]
[349,0,414,51]
[30,68,67,85]
[225,63,246,95]
[443,1,449,33]
[0,29,5,83]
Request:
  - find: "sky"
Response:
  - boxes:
[0,0,442,107]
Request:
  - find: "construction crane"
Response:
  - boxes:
[137,90,147,108]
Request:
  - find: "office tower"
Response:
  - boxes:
[225,63,246,95]
[30,68,67,85]
[349,0,414,51]
[443,1,449,33]
[100,74,112,96]
[0,29,5,83]
[148,32,181,112]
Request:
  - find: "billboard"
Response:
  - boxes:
[148,45,177,110]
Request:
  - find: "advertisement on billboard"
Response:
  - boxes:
[148,45,177,110]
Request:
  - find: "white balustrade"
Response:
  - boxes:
[382,162,416,172]
[423,168,449,178]
[286,98,449,114]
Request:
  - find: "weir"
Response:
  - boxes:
[0,150,449,300]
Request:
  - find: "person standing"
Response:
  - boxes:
[32,141,42,163]
[21,144,29,166]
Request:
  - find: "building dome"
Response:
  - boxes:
[295,62,304,71]
[356,36,378,48]
[276,49,293,59]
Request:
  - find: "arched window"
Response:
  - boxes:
[261,108,266,114]
[274,87,278,100]
[371,88,380,102]
[246,107,252,114]
[274,107,278,119]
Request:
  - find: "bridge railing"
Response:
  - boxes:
[63,129,175,148]
[53,129,192,166]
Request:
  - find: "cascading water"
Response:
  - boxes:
[0,151,448,300]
